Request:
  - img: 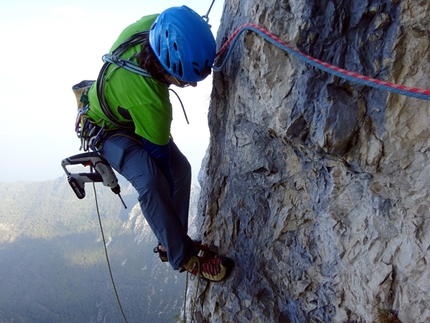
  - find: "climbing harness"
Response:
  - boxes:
[74,31,190,149]
[214,23,430,101]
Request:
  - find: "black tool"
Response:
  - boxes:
[61,152,127,208]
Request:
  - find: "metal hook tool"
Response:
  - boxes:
[202,0,216,23]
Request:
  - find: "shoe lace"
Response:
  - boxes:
[201,258,222,277]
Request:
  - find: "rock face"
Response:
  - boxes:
[193,1,430,322]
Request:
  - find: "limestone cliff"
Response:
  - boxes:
[192,1,430,322]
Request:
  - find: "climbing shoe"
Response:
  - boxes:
[183,255,234,282]
[153,241,218,263]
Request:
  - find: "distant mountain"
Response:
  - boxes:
[0,176,201,323]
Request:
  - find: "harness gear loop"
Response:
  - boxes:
[72,80,107,152]
[75,108,107,152]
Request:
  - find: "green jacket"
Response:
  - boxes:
[87,14,172,145]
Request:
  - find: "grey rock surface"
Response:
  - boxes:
[193,0,430,322]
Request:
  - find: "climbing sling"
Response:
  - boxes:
[72,31,153,151]
[96,31,153,131]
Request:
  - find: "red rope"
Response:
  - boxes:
[215,23,430,100]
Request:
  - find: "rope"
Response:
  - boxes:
[103,53,152,78]
[169,88,190,124]
[214,23,430,101]
[92,182,129,323]
[182,257,201,323]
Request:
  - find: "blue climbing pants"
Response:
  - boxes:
[99,131,197,270]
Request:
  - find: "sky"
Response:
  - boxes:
[0,0,224,184]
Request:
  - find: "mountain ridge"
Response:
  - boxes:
[0,176,201,323]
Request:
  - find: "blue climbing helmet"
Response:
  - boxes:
[149,6,216,83]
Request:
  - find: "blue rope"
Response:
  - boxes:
[103,54,152,78]
[213,25,430,101]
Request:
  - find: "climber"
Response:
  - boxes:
[79,6,233,282]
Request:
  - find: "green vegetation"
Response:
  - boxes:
[0,176,189,323]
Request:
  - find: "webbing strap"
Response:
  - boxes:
[96,31,152,130]
[102,54,152,78]
[96,63,134,129]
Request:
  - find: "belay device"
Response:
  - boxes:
[61,152,127,208]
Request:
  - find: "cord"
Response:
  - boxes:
[182,257,201,323]
[170,88,190,124]
[92,182,129,323]
[214,23,430,101]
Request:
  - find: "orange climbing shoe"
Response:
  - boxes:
[183,255,234,282]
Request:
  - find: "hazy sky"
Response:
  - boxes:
[0,0,224,184]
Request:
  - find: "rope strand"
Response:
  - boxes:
[182,257,201,323]
[214,23,430,101]
[92,182,129,323]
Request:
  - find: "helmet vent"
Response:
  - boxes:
[178,62,183,77]
[149,6,216,82]
[191,60,211,79]
[165,50,170,68]
[192,61,200,77]
[157,41,161,55]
